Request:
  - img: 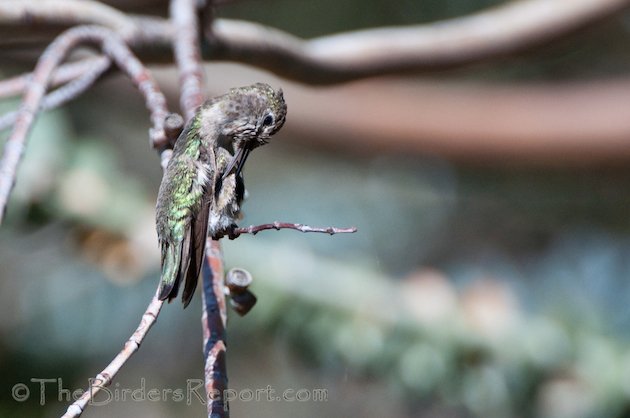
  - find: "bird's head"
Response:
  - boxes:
[206,83,286,179]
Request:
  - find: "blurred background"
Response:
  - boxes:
[4,0,630,417]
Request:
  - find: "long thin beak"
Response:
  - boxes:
[222,146,251,180]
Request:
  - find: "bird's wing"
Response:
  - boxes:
[181,193,211,307]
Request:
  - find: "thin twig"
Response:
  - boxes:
[234,222,357,237]
[0,57,112,131]
[0,25,168,224]
[0,28,84,225]
[0,57,108,99]
[60,291,164,418]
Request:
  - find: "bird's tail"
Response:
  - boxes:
[158,229,200,307]
[158,243,181,302]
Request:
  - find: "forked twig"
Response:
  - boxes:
[60,292,164,418]
[234,222,357,237]
[0,57,108,100]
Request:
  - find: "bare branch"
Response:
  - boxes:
[15,58,630,166]
[0,28,85,225]
[0,0,137,39]
[171,0,205,120]
[0,56,111,131]
[1,0,628,84]
[163,112,185,149]
[170,0,229,416]
[0,25,168,224]
[233,222,357,237]
[60,291,164,418]
[277,77,630,166]
[201,240,229,416]
[6,0,630,84]
[205,0,630,83]
[0,57,107,99]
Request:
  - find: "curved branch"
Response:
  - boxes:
[0,0,137,39]
[0,56,111,131]
[8,25,173,418]
[0,28,86,225]
[205,0,630,83]
[0,57,107,99]
[1,0,629,84]
[0,25,168,224]
[60,292,164,418]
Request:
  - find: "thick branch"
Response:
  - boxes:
[170,0,205,119]
[201,240,229,415]
[170,0,228,416]
[11,58,630,166]
[205,0,630,83]
[280,77,630,166]
[1,0,629,84]
[0,0,137,39]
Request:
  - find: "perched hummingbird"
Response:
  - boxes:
[156,83,287,307]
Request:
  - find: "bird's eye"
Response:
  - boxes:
[262,114,274,127]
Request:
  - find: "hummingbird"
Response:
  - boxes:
[155,83,287,307]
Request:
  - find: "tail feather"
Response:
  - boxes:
[159,197,210,307]
[158,242,180,301]
[181,267,199,308]
[179,228,194,307]
[159,223,202,307]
